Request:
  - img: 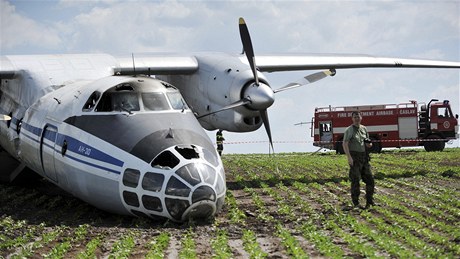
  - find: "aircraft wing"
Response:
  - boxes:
[2,53,459,79]
[0,54,199,79]
[114,53,460,75]
[114,54,198,75]
[250,54,460,72]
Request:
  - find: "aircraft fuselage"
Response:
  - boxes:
[0,55,225,222]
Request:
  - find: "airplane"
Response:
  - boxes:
[1,18,459,222]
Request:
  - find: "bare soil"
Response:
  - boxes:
[1,150,459,258]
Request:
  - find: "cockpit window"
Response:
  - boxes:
[167,92,188,110]
[113,93,140,112]
[91,81,187,113]
[96,92,140,112]
[142,93,170,111]
[82,91,101,112]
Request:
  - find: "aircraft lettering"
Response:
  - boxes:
[78,146,92,156]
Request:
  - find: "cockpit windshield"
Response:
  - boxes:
[167,92,189,110]
[84,81,189,114]
[95,92,140,112]
[142,93,170,111]
[113,93,140,112]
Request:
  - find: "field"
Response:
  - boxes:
[1,148,459,258]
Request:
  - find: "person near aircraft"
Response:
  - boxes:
[1,17,458,222]
[342,111,375,210]
[216,129,225,156]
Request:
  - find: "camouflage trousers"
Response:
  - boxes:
[349,151,374,206]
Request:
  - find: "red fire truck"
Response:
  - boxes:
[311,99,458,153]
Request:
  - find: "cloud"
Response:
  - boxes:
[0,0,62,52]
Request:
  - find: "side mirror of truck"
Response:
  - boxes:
[456,114,459,119]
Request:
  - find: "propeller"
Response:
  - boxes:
[198,18,335,152]
[239,17,276,152]
[1,114,12,121]
[239,17,259,86]
[274,69,336,93]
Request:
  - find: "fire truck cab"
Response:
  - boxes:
[311,99,458,153]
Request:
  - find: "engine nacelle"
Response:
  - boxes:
[159,53,270,132]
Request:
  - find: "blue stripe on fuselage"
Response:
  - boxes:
[19,120,124,173]
[65,153,121,175]
[62,134,124,167]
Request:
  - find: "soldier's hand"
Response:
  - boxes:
[347,156,353,167]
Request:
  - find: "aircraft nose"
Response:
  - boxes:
[120,145,226,222]
[165,161,225,221]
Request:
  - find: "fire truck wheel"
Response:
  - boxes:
[424,135,445,152]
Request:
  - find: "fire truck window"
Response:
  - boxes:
[438,107,451,118]
[321,122,331,132]
[319,122,333,142]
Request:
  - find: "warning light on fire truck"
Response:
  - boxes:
[311,99,459,153]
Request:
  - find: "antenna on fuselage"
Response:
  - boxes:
[131,53,136,75]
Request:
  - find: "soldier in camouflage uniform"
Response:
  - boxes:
[216,129,225,156]
[342,111,375,209]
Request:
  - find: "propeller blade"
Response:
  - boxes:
[239,17,259,86]
[274,69,336,93]
[197,98,251,119]
[1,114,12,121]
[260,109,274,152]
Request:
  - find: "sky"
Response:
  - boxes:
[1,0,459,153]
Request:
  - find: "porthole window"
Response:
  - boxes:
[176,164,202,186]
[122,191,139,207]
[165,198,189,221]
[192,186,216,203]
[142,195,163,212]
[123,169,140,188]
[165,176,190,197]
[142,172,164,192]
[201,164,216,186]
